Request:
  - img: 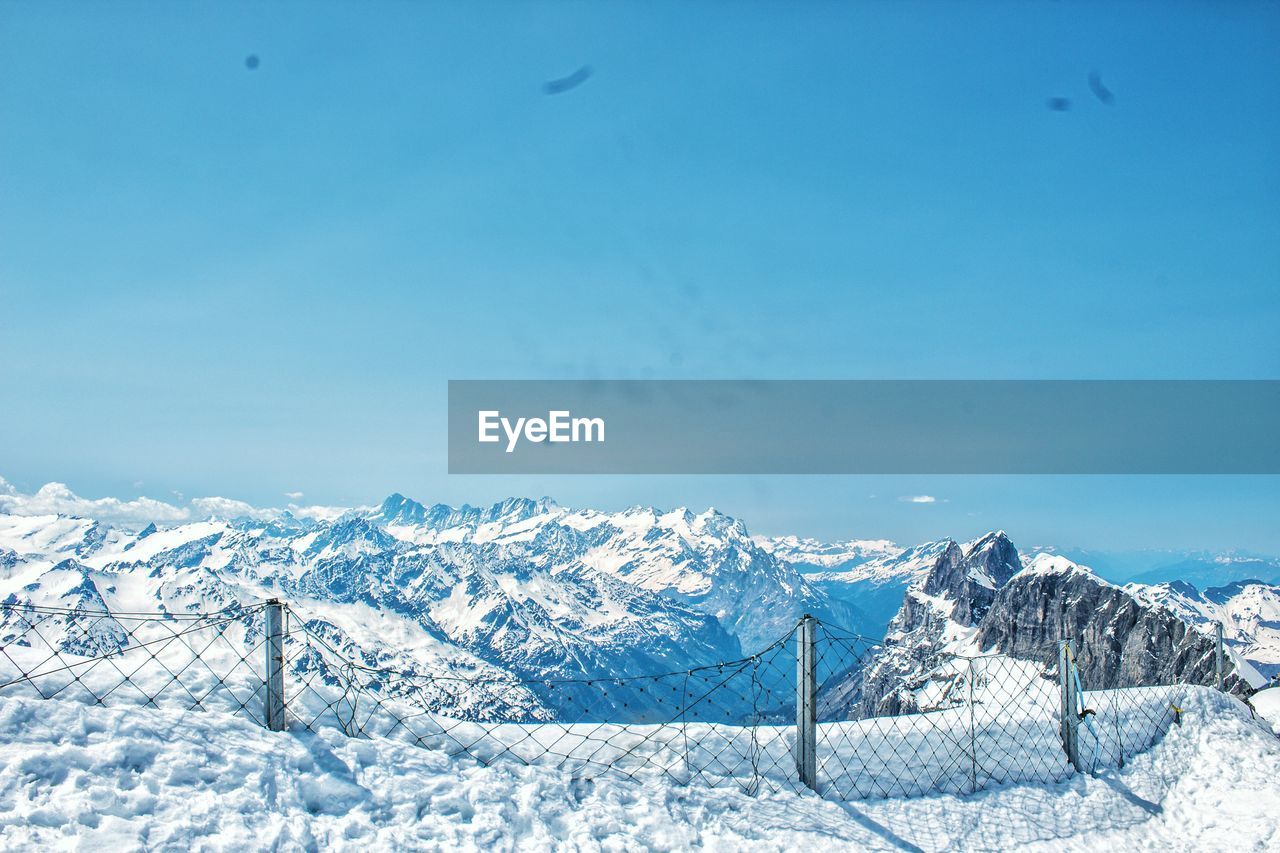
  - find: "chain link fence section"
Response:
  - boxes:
[1074,684,1187,772]
[0,601,270,725]
[1065,641,1190,775]
[281,604,805,796]
[811,622,1069,799]
[0,600,1237,803]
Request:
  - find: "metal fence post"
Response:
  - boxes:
[265,599,286,732]
[795,614,817,791]
[1059,640,1081,772]
[967,659,978,794]
[1214,622,1225,690]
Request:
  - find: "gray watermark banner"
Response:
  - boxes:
[447,380,1280,474]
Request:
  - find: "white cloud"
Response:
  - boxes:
[189,496,277,522]
[288,504,349,522]
[284,491,304,500]
[0,481,191,525]
[899,495,938,504]
[0,476,348,528]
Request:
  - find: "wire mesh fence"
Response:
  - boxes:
[812,622,1070,798]
[0,600,1234,804]
[0,601,269,725]
[1070,653,1190,775]
[283,607,804,795]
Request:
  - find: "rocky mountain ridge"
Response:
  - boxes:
[833,541,1258,720]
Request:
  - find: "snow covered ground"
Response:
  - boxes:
[1252,686,1280,736]
[0,687,1275,851]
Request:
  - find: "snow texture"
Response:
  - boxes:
[1252,686,1280,736]
[0,687,1276,851]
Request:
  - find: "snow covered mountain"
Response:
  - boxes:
[754,535,902,573]
[0,494,864,719]
[803,538,986,646]
[826,536,1261,720]
[742,526,1278,709]
[1019,545,1280,587]
[3,486,1277,725]
[977,556,1257,690]
[1127,579,1280,680]
[367,494,862,650]
[1125,553,1280,588]
[839,548,1259,722]
[822,532,1024,717]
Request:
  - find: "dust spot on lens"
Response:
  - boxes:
[245,55,260,70]
[1046,97,1071,111]
[1088,71,1115,105]
[544,66,592,95]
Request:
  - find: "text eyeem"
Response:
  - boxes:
[478,410,605,453]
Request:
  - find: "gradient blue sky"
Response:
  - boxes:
[2,2,1278,551]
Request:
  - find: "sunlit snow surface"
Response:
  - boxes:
[0,687,1275,851]
[1253,686,1280,736]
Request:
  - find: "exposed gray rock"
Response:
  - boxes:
[976,565,1250,694]
[832,533,1021,718]
[923,531,1021,626]
[828,541,1251,721]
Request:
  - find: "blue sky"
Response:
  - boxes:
[1,2,1277,551]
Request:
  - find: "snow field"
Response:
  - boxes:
[0,686,1276,851]
[1251,686,1280,736]
[0,610,1207,806]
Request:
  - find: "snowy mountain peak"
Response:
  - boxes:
[1019,553,1101,581]
[121,522,157,552]
[375,494,560,531]
[691,507,748,538]
[959,531,1021,591]
[487,496,559,524]
[754,535,902,572]
[842,535,1260,719]
[663,507,695,525]
[912,534,1019,625]
[305,515,399,558]
[376,493,428,525]
[963,530,1009,556]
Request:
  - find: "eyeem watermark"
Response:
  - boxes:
[478,410,605,453]
[450,380,1280,473]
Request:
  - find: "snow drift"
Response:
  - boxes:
[0,687,1275,851]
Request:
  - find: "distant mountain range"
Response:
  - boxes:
[1011,545,1280,588]
[1,492,1274,724]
